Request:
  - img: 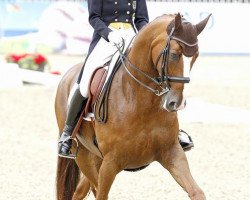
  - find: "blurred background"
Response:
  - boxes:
[0,0,249,200]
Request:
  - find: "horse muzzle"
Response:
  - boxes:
[162,90,186,112]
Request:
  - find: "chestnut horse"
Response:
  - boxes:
[55,13,211,200]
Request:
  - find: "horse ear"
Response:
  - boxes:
[175,13,182,32]
[195,14,212,35]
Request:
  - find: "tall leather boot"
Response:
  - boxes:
[178,129,194,152]
[58,86,87,159]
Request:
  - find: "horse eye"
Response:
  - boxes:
[169,52,180,62]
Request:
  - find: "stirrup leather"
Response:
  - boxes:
[58,136,79,159]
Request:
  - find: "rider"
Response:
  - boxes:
[58,0,194,158]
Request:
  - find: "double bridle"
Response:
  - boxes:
[117,27,196,96]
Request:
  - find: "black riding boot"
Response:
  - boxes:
[178,129,194,152]
[58,86,87,159]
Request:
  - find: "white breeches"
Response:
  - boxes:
[79,26,135,97]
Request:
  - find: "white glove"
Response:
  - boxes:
[108,31,123,46]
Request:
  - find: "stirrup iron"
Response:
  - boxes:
[58,136,79,159]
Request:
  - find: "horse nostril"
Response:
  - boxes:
[168,101,177,109]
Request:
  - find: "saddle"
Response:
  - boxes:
[84,57,123,122]
[70,40,132,155]
[70,58,122,151]
[84,65,108,116]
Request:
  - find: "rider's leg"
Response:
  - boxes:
[58,27,135,159]
[58,85,87,158]
[80,26,135,97]
[79,38,117,97]
[58,38,117,159]
[178,129,194,151]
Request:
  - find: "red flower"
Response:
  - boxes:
[50,71,61,75]
[7,53,30,63]
[34,54,47,65]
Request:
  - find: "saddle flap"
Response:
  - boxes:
[84,67,107,115]
[90,67,107,103]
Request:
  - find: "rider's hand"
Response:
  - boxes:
[108,31,123,46]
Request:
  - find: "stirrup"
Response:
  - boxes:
[58,136,79,159]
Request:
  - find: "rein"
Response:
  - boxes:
[116,41,169,96]
[116,27,192,96]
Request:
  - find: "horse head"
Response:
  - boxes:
[151,13,211,112]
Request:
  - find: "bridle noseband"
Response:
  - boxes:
[116,27,195,96]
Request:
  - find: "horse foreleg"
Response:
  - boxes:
[96,155,120,200]
[72,176,91,200]
[158,144,206,200]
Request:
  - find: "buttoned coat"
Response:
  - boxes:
[87,0,149,53]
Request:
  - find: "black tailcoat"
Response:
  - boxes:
[87,0,149,53]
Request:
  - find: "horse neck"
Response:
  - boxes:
[127,17,171,78]
[126,25,158,85]
[129,28,153,70]
[119,24,161,108]
[116,17,177,120]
